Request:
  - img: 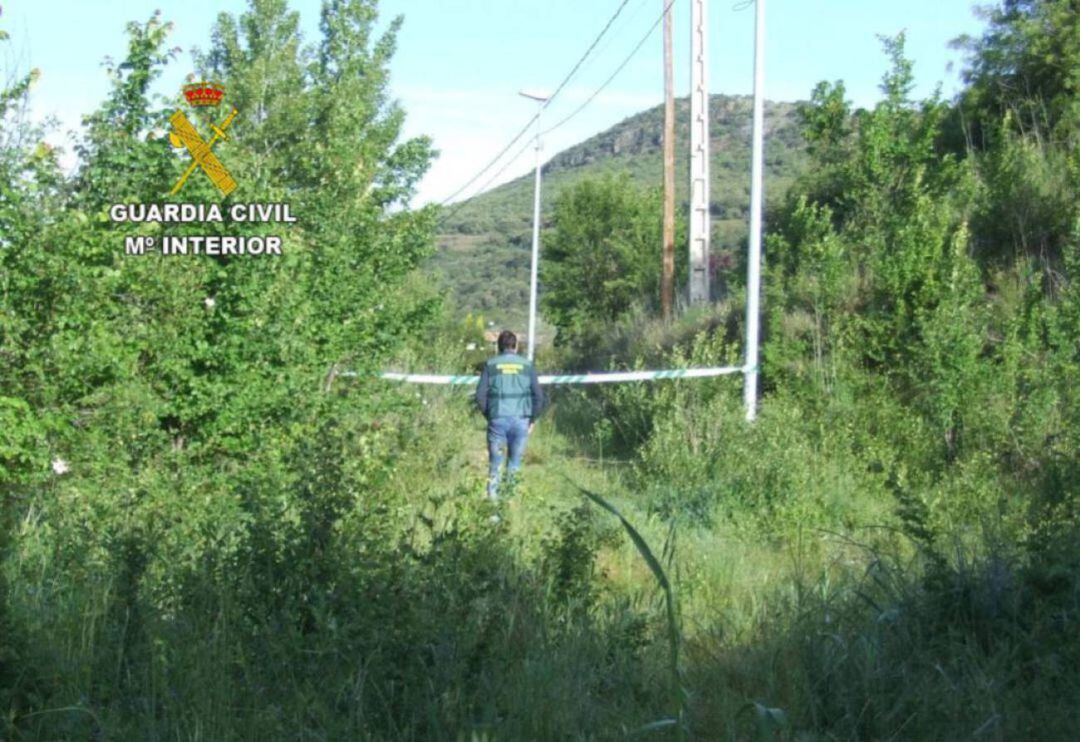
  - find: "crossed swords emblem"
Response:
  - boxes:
[168,107,239,196]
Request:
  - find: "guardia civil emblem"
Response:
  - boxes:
[168,81,238,196]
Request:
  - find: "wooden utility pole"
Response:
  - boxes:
[661,0,675,320]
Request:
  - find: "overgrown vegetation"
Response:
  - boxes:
[539,5,1080,738]
[3,0,1080,739]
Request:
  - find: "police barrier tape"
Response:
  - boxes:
[339,366,746,386]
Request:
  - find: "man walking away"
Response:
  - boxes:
[475,330,545,500]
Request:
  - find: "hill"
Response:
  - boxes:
[429,94,808,329]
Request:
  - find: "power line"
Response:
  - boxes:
[559,0,652,91]
[543,0,676,137]
[541,0,635,110]
[438,0,679,225]
[438,0,635,207]
[439,0,679,221]
[438,136,536,227]
[437,116,537,208]
[478,136,536,193]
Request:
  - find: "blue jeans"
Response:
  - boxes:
[487,416,531,499]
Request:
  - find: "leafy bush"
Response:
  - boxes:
[542,175,686,344]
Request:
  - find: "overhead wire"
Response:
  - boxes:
[557,0,652,87]
[437,0,635,209]
[543,0,676,137]
[438,0,681,224]
[435,114,536,210]
[451,0,671,224]
[538,0,635,111]
[489,0,652,181]
[438,136,537,227]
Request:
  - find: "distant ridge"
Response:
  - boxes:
[431,94,807,326]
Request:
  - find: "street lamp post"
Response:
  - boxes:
[520,89,548,361]
[744,0,766,421]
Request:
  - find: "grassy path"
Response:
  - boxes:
[405,394,800,644]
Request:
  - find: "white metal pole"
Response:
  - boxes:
[527,103,543,361]
[743,0,766,421]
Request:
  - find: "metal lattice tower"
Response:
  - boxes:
[688,0,711,305]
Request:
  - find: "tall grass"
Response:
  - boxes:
[5,366,1080,739]
[565,476,686,740]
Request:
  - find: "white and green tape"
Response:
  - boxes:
[370,366,744,386]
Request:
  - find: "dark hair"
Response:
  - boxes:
[497,330,517,353]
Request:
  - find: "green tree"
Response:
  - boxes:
[0,15,57,722]
[956,0,1080,145]
[770,35,986,460]
[543,175,677,343]
[1,0,441,665]
[949,0,1080,269]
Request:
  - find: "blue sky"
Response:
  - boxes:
[4,1,988,205]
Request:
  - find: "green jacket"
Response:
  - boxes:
[474,352,545,420]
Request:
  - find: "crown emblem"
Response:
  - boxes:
[183,81,226,107]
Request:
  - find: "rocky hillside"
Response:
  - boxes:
[430,94,808,328]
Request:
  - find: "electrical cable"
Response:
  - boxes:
[540,0,635,111]
[558,0,652,88]
[438,135,537,227]
[439,0,681,220]
[438,0,635,207]
[542,0,676,137]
